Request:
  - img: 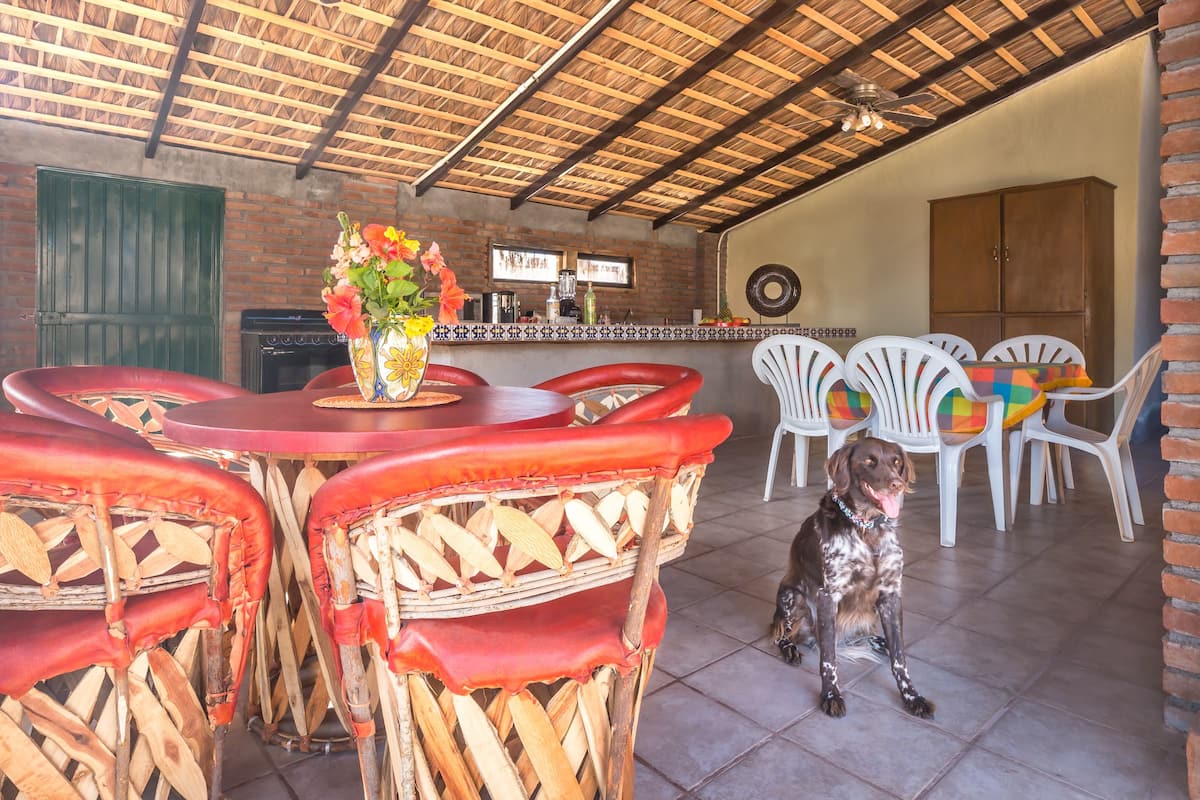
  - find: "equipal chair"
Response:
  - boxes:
[533,362,703,425]
[982,334,1087,511]
[752,335,872,499]
[304,363,490,390]
[0,414,271,800]
[1014,342,1162,542]
[916,333,978,362]
[3,365,251,471]
[845,336,1007,547]
[308,414,732,799]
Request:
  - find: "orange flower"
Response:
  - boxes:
[361,224,395,259]
[322,284,368,339]
[420,241,446,275]
[437,269,468,324]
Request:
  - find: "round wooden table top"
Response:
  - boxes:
[162,385,575,455]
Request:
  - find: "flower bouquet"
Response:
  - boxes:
[322,211,468,402]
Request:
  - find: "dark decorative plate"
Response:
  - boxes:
[745,264,801,317]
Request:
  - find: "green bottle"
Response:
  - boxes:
[582,281,597,325]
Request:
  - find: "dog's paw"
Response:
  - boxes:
[904,695,935,720]
[820,690,847,718]
[777,640,803,666]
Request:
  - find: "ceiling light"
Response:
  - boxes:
[841,115,853,132]
[874,117,884,130]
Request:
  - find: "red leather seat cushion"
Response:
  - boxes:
[0,584,224,698]
[362,578,667,694]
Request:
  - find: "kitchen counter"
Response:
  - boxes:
[432,321,855,344]
[429,323,857,436]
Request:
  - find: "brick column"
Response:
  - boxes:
[0,164,37,389]
[1158,0,1200,764]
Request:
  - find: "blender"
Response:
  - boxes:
[556,268,579,321]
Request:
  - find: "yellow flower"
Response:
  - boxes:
[403,316,435,338]
[384,342,427,386]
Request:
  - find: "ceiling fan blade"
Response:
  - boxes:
[875,91,937,110]
[817,98,857,112]
[881,109,937,127]
[831,68,871,90]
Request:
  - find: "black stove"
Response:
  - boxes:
[240,308,349,393]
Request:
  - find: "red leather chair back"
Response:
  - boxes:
[532,362,703,425]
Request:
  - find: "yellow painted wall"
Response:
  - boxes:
[727,34,1161,376]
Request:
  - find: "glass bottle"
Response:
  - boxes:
[582,281,597,325]
[546,284,560,322]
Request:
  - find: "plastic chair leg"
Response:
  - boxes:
[764,425,785,502]
[1095,446,1136,542]
[985,431,1006,532]
[1119,442,1144,526]
[937,448,961,547]
[1007,428,1024,523]
[794,433,809,488]
[1061,446,1075,489]
[1029,440,1047,506]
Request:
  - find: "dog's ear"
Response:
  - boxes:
[897,444,917,491]
[826,443,855,495]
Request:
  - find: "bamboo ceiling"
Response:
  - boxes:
[0,0,1159,232]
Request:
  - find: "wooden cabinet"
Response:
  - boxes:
[929,177,1114,425]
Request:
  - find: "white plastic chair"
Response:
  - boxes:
[845,336,1007,547]
[753,335,872,500]
[1014,343,1162,542]
[917,332,978,362]
[982,334,1087,512]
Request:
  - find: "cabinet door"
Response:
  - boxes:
[930,193,1001,314]
[1002,183,1085,314]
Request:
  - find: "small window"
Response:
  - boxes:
[577,253,633,288]
[490,244,563,283]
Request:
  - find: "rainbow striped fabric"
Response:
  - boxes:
[826,362,1091,434]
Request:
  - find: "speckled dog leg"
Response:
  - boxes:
[815,588,845,717]
[877,591,934,719]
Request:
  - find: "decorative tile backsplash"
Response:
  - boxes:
[432,323,856,344]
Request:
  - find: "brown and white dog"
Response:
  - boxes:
[770,437,933,719]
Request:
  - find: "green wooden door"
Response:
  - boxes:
[36,168,224,378]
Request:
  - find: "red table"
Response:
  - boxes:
[163,386,574,751]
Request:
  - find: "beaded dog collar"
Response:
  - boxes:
[832,493,892,530]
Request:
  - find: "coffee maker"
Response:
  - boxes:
[556,268,579,321]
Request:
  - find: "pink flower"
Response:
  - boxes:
[437,269,468,324]
[421,242,446,275]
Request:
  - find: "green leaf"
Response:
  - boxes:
[385,260,414,279]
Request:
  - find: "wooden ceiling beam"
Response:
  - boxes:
[507,0,797,210]
[589,0,958,222]
[652,0,1085,229]
[146,0,207,158]
[413,0,634,195]
[706,13,1156,233]
[294,0,429,180]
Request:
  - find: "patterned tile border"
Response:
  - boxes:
[431,323,856,344]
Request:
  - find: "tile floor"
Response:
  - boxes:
[220,434,1186,799]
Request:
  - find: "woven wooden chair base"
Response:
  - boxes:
[371,652,655,800]
[0,630,215,800]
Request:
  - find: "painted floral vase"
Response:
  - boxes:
[347,322,430,402]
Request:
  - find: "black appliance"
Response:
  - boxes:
[240,309,349,393]
[482,291,517,323]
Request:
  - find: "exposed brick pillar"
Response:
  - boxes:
[0,164,37,390]
[1158,0,1200,760]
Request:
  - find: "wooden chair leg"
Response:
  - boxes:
[604,672,639,800]
[340,643,381,799]
[114,665,132,800]
[203,627,229,800]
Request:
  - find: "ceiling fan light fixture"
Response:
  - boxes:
[860,111,871,127]
[874,117,884,130]
[841,115,853,132]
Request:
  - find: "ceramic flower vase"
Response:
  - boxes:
[347,323,430,402]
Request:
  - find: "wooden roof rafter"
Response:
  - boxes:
[652,0,1091,228]
[145,0,207,158]
[707,11,1157,232]
[586,0,958,222]
[294,0,430,180]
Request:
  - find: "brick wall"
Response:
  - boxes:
[1158,0,1200,757]
[0,164,713,385]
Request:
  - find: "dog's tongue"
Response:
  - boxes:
[865,484,902,518]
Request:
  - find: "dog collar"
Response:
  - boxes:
[832,493,891,530]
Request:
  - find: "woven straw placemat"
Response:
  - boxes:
[312,391,462,410]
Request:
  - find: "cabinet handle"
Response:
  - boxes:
[991,246,998,262]
[1004,246,1010,262]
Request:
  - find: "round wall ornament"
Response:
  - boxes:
[745,263,801,317]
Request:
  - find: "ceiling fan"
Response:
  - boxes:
[809,69,938,133]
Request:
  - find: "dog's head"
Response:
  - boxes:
[826,438,915,520]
